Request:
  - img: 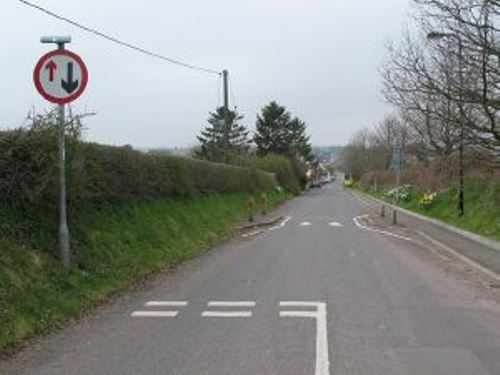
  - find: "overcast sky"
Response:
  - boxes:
[1,0,411,148]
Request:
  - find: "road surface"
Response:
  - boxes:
[2,182,500,375]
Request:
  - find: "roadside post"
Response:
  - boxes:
[390,147,405,226]
[33,36,89,268]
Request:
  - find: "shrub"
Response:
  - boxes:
[419,191,438,208]
[0,129,277,208]
[385,184,413,202]
[344,178,355,188]
[250,154,300,195]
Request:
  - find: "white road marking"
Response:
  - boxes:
[207,301,256,307]
[145,301,188,307]
[328,221,343,227]
[131,311,178,318]
[418,231,500,282]
[242,229,263,238]
[353,215,412,241]
[201,311,252,318]
[268,215,292,231]
[300,221,312,226]
[279,302,330,375]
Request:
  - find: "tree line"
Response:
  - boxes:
[194,101,313,166]
[342,0,499,182]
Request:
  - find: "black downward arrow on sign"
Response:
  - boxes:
[61,62,79,94]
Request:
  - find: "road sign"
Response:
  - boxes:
[390,147,406,170]
[33,49,88,104]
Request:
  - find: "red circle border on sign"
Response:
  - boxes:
[33,49,88,105]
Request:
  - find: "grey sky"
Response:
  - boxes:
[1,0,410,148]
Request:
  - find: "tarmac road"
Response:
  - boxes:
[2,181,500,375]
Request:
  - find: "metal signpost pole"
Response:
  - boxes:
[222,69,229,164]
[57,89,70,268]
[56,40,70,268]
[36,36,88,268]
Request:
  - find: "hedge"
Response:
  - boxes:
[250,154,300,195]
[0,129,277,207]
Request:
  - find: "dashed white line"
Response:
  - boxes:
[279,302,330,375]
[131,311,179,318]
[328,221,343,227]
[207,301,256,307]
[299,221,312,226]
[353,215,412,241]
[201,311,252,318]
[145,301,188,307]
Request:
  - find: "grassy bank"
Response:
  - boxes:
[357,178,500,241]
[0,190,290,353]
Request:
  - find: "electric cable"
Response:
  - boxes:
[16,0,222,75]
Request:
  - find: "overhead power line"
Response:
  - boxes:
[16,0,222,75]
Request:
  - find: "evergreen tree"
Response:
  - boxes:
[254,101,313,161]
[254,101,291,156]
[287,117,313,161]
[195,107,250,164]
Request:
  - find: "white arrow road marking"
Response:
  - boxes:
[328,221,343,227]
[280,302,330,375]
[131,301,188,317]
[299,221,312,226]
[353,215,412,241]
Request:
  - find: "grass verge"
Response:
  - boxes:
[0,189,290,354]
[356,178,500,242]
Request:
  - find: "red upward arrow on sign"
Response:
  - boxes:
[44,60,57,82]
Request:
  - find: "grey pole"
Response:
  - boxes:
[222,69,229,164]
[56,42,70,268]
[457,38,465,217]
[58,99,70,268]
[41,36,72,268]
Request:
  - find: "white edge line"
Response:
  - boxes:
[353,216,412,241]
[268,215,293,231]
[145,301,188,307]
[202,311,252,317]
[242,229,263,238]
[131,311,178,317]
[208,301,256,307]
[280,216,292,227]
[418,231,500,282]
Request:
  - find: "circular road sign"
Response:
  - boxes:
[33,49,88,105]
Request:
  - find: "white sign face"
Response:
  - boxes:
[34,49,88,104]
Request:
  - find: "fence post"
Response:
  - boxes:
[246,196,255,222]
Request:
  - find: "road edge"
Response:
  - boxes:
[352,189,500,252]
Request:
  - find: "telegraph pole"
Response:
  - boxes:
[222,69,230,164]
